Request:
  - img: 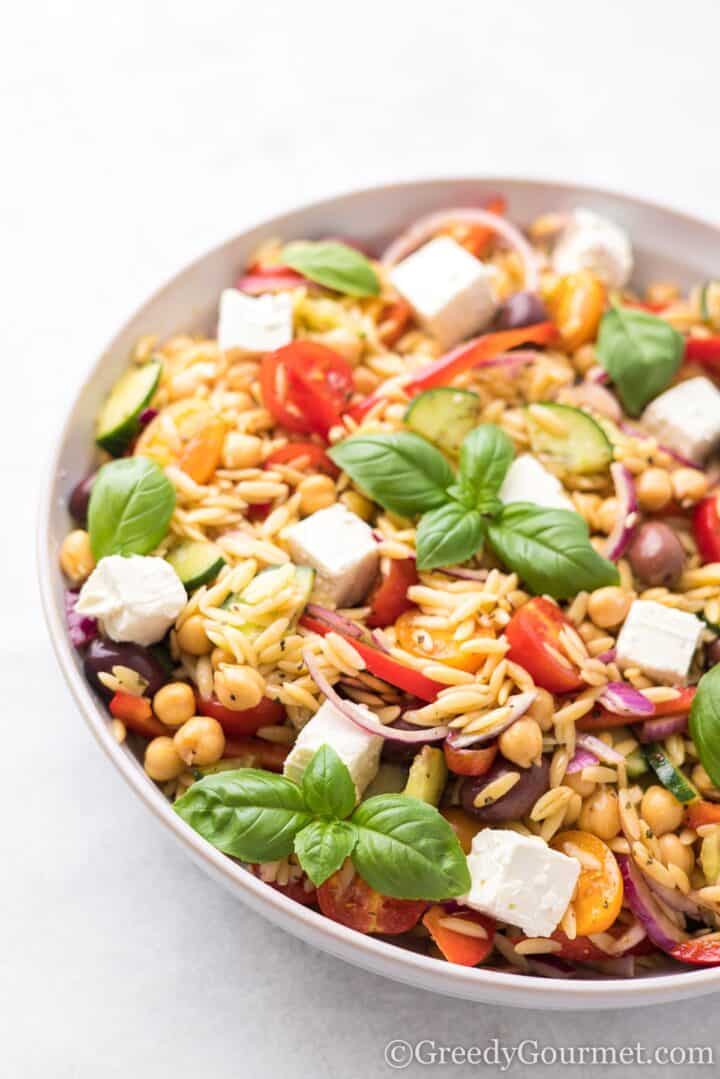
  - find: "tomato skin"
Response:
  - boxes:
[545,270,605,352]
[196,694,285,737]
[576,709,634,732]
[443,740,498,778]
[670,939,720,966]
[685,336,720,367]
[367,559,419,628]
[551,831,623,936]
[317,866,426,934]
[542,929,654,962]
[261,342,354,439]
[221,736,289,771]
[249,865,317,906]
[653,687,696,716]
[423,905,495,966]
[109,691,169,738]
[265,442,339,478]
[685,800,720,829]
[693,497,720,563]
[440,808,483,854]
[395,609,491,673]
[505,597,584,694]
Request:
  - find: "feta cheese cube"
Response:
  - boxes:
[284,699,382,800]
[389,236,498,349]
[641,377,720,464]
[76,555,186,647]
[286,504,379,608]
[498,453,574,511]
[463,830,580,938]
[615,599,703,685]
[217,288,293,354]
[552,208,633,289]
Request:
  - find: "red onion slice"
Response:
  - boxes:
[381,207,539,291]
[617,855,688,953]
[303,649,447,744]
[598,681,655,718]
[575,733,625,765]
[560,381,621,422]
[636,714,689,743]
[620,422,701,469]
[304,604,365,639]
[646,879,709,921]
[441,567,489,582]
[566,747,600,774]
[596,647,616,663]
[65,591,98,648]
[605,462,639,562]
[444,691,536,749]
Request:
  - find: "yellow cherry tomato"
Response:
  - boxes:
[394,610,493,673]
[545,270,605,352]
[551,829,623,936]
[136,400,225,484]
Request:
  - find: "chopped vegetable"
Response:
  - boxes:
[525,402,612,475]
[96,360,162,456]
[423,904,495,966]
[166,540,225,592]
[505,597,584,693]
[405,388,481,456]
[109,691,169,738]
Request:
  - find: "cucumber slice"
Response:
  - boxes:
[700,281,720,330]
[405,388,480,456]
[643,743,700,804]
[525,402,613,475]
[625,749,649,779]
[96,360,162,455]
[167,540,225,592]
[364,763,409,798]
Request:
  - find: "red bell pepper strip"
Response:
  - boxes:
[685,336,720,367]
[652,687,696,716]
[685,800,720,830]
[300,615,442,702]
[423,905,495,966]
[196,694,285,737]
[693,496,720,563]
[366,558,419,628]
[109,691,169,739]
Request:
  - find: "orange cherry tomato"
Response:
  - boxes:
[196,694,286,737]
[685,800,720,829]
[178,416,225,484]
[440,808,484,854]
[551,830,623,936]
[317,864,426,934]
[135,400,225,483]
[505,597,584,694]
[545,270,605,352]
[423,904,495,966]
[264,441,339,478]
[395,609,492,673]
[109,691,169,739]
[443,740,498,778]
[367,559,418,628]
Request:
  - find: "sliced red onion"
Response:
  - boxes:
[636,714,689,743]
[65,590,98,648]
[620,422,701,469]
[566,747,599,774]
[441,567,489,582]
[617,854,688,953]
[381,207,539,291]
[526,957,577,979]
[596,647,616,663]
[304,604,365,639]
[476,349,544,372]
[605,462,639,562]
[561,381,621,422]
[138,407,158,428]
[575,733,625,765]
[587,366,611,385]
[646,878,709,921]
[303,649,447,743]
[444,691,536,749]
[598,681,655,718]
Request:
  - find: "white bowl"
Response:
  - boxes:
[39,178,720,1009]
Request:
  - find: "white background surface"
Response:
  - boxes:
[5,0,720,1075]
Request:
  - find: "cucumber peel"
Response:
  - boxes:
[643,742,699,805]
[405,388,480,456]
[167,540,225,592]
[525,402,612,475]
[96,359,162,455]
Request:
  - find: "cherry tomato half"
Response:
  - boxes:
[367,559,418,628]
[264,441,339,477]
[395,609,492,673]
[545,270,605,352]
[423,905,495,966]
[443,740,498,778]
[220,736,289,771]
[249,865,317,907]
[317,865,426,934]
[135,400,225,483]
[505,597,584,694]
[693,496,720,564]
[670,938,720,966]
[551,831,623,936]
[196,694,285,737]
[261,342,354,439]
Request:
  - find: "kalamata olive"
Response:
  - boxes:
[706,638,720,668]
[68,472,97,525]
[493,291,548,332]
[627,521,686,587]
[83,637,169,699]
[381,718,427,763]
[460,755,550,823]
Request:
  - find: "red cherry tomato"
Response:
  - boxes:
[220,736,289,772]
[317,865,426,934]
[367,558,418,628]
[443,740,498,777]
[670,939,720,966]
[261,342,354,439]
[265,441,340,478]
[196,694,285,737]
[109,691,169,739]
[505,597,584,694]
[423,905,495,965]
[693,496,720,563]
[249,865,317,906]
[685,336,720,367]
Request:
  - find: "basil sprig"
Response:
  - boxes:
[690,665,720,787]
[174,744,470,899]
[596,305,683,416]
[88,456,176,560]
[281,241,380,298]
[329,424,618,597]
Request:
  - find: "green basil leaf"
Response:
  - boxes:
[350,794,471,900]
[690,665,720,787]
[294,819,358,886]
[596,306,684,416]
[487,503,619,599]
[329,433,454,518]
[301,744,356,819]
[415,502,484,571]
[458,424,515,504]
[281,241,380,297]
[88,456,176,560]
[174,769,312,862]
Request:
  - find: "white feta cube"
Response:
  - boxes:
[463,830,580,938]
[217,288,293,354]
[552,208,633,289]
[641,377,720,464]
[615,599,703,685]
[76,555,186,647]
[498,453,574,511]
[286,504,379,608]
[389,236,498,349]
[284,699,382,800]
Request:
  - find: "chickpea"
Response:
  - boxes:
[636,468,673,512]
[527,688,555,732]
[595,497,619,536]
[59,529,95,583]
[658,832,695,876]
[221,432,264,469]
[153,682,196,727]
[214,665,265,711]
[671,467,708,504]
[173,716,226,766]
[498,717,543,769]
[341,490,374,521]
[211,646,233,669]
[176,615,212,656]
[640,785,684,836]
[587,586,632,630]
[565,772,597,799]
[144,736,185,781]
[578,787,621,840]
[298,474,336,516]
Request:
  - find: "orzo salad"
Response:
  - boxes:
[60,197,720,977]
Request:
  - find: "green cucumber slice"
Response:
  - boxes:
[96,360,162,455]
[525,402,613,475]
[700,281,720,330]
[643,742,699,804]
[625,749,649,779]
[405,388,480,456]
[167,540,225,592]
